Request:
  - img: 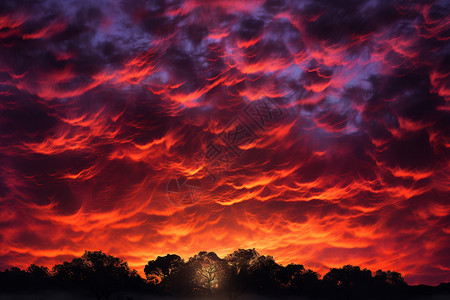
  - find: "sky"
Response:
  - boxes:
[0,0,449,286]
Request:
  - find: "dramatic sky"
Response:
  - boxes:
[0,0,449,285]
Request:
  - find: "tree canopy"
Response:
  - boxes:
[0,249,447,300]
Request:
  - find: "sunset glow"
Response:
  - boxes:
[0,0,449,286]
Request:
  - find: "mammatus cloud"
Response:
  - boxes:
[0,0,448,285]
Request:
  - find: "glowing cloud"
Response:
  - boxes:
[0,0,448,286]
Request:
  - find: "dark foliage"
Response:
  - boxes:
[0,249,448,300]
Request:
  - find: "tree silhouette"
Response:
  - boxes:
[53,251,138,300]
[294,268,321,295]
[278,263,306,290]
[144,254,184,284]
[225,248,260,272]
[323,265,373,299]
[144,253,186,294]
[27,264,50,279]
[187,251,228,295]
[247,254,282,294]
[374,269,406,287]
[0,267,28,293]
[0,249,448,300]
[225,248,260,298]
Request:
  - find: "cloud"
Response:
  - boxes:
[0,0,448,285]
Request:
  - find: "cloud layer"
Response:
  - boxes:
[0,0,449,285]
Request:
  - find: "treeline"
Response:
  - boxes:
[0,249,448,300]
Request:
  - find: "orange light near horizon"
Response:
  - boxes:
[0,0,448,288]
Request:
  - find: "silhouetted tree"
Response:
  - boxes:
[247,254,282,294]
[144,254,185,293]
[187,251,229,295]
[144,254,183,284]
[52,257,86,284]
[225,248,260,298]
[374,269,406,287]
[27,264,51,291]
[53,251,138,300]
[295,269,321,295]
[0,267,28,292]
[226,248,260,272]
[323,265,373,299]
[1,249,448,300]
[27,264,50,278]
[278,263,305,290]
[276,263,320,296]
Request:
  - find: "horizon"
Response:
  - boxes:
[0,0,449,289]
[1,248,447,287]
[2,248,447,287]
[3,249,449,300]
